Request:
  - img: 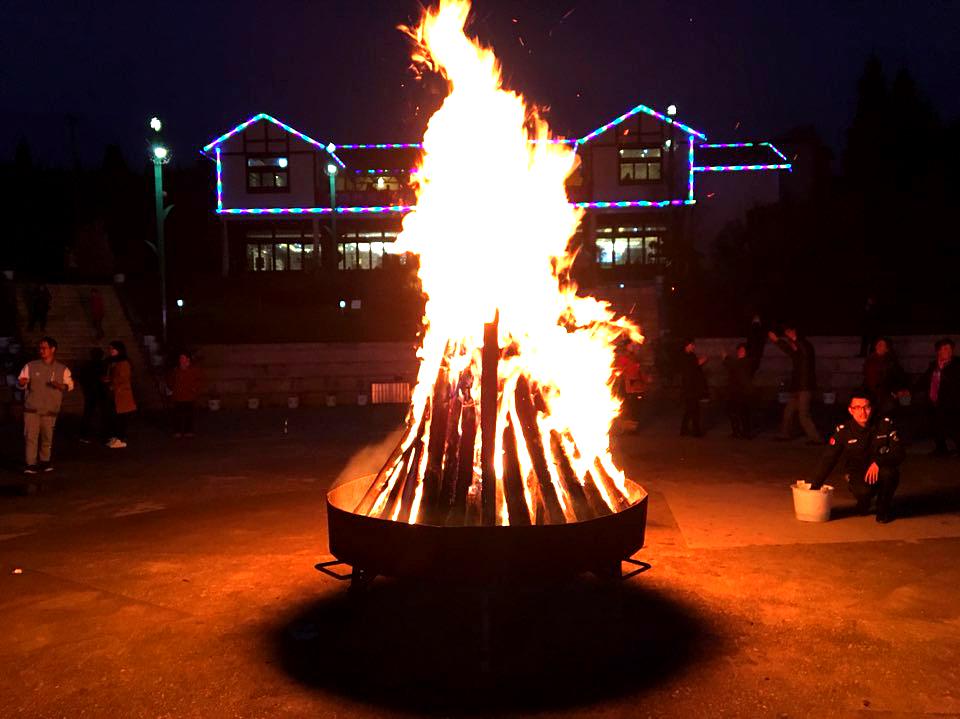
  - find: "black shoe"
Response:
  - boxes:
[39,462,54,473]
[24,465,39,475]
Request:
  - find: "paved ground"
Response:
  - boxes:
[1,405,959,718]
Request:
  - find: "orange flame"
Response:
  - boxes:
[371,0,642,525]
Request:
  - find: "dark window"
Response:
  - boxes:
[595,225,666,267]
[618,147,662,184]
[246,156,290,192]
[337,230,403,270]
[245,228,315,271]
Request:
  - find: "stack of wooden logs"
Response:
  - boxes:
[355,317,631,526]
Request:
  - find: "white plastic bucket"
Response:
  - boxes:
[791,481,834,522]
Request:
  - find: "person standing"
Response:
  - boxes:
[809,389,904,523]
[167,351,203,437]
[863,337,908,418]
[745,314,767,378]
[679,338,709,437]
[769,323,821,444]
[105,340,136,448]
[89,288,105,340]
[916,338,960,456]
[723,343,755,438]
[27,284,52,332]
[18,336,74,473]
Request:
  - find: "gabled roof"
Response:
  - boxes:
[578,103,707,145]
[201,113,345,167]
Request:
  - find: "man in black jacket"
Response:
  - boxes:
[916,337,960,456]
[809,388,904,523]
[769,323,820,443]
[679,338,709,437]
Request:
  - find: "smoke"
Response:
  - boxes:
[330,427,406,489]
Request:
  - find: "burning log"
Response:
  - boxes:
[548,430,596,522]
[447,400,477,525]
[514,375,565,524]
[593,459,630,513]
[501,418,532,525]
[480,315,499,526]
[396,438,426,524]
[418,364,452,525]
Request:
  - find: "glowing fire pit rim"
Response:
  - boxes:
[326,474,648,583]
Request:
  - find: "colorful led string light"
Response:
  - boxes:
[692,164,792,172]
[700,141,789,162]
[218,198,695,216]
[578,103,707,145]
[215,148,223,212]
[687,138,695,201]
[203,113,345,168]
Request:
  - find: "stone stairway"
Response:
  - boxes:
[14,284,162,414]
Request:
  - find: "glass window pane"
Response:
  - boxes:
[648,163,661,180]
[246,244,259,271]
[371,242,384,269]
[613,238,627,265]
[260,244,274,271]
[274,172,287,188]
[358,242,371,270]
[289,243,303,270]
[344,242,358,269]
[248,172,261,188]
[619,163,634,181]
[596,239,613,266]
[635,163,648,180]
[274,243,287,271]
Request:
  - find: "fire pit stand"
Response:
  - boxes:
[320,474,649,591]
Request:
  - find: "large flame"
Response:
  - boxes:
[369,0,643,526]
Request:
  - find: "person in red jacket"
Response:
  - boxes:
[167,352,203,437]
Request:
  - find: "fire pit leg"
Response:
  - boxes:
[349,567,376,594]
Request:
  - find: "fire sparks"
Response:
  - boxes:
[356,0,643,526]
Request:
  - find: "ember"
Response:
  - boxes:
[355,0,646,528]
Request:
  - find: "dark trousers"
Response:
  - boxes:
[930,405,959,452]
[727,398,751,437]
[845,466,899,515]
[174,402,195,434]
[680,397,702,436]
[109,409,131,441]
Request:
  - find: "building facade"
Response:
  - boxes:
[202,104,790,298]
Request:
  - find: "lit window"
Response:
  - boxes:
[618,147,662,184]
[245,228,315,271]
[246,156,290,192]
[595,226,667,267]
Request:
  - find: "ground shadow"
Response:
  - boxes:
[894,482,960,519]
[273,576,720,715]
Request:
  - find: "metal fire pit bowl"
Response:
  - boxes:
[325,475,648,586]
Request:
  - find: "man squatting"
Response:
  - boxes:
[809,388,904,524]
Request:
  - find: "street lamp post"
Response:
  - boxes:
[149,118,171,343]
[326,162,338,263]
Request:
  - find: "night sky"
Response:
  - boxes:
[3,0,958,168]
